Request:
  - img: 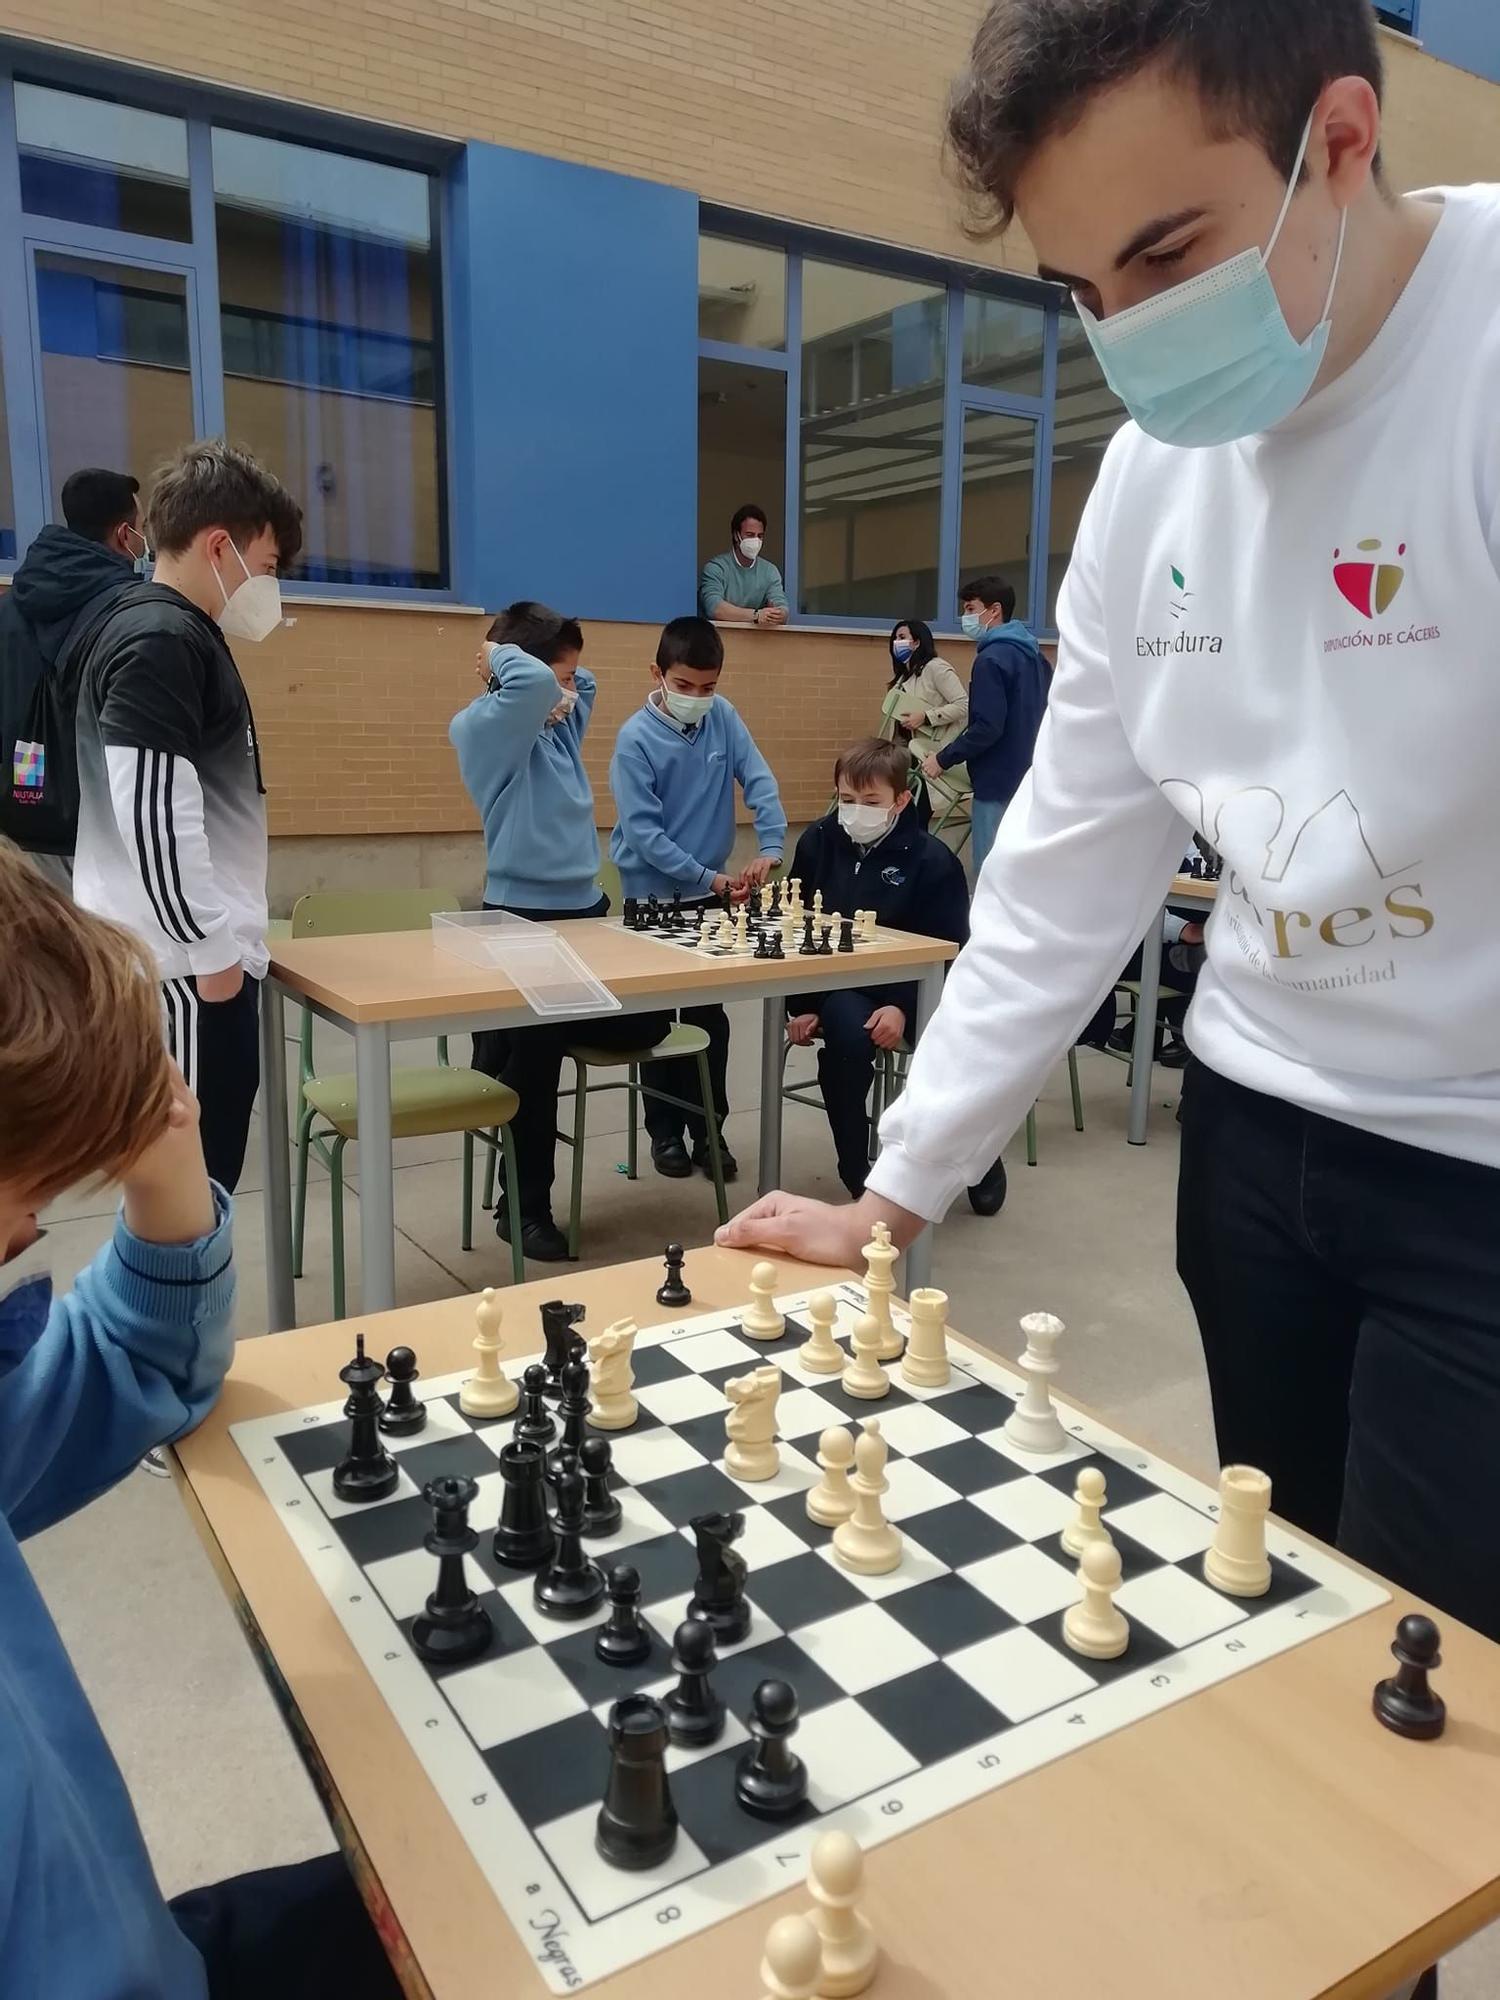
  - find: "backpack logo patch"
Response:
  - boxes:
[11,739,45,799]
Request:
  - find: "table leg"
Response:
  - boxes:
[354,1022,397,1312]
[1127,901,1166,1146]
[757,996,784,1197]
[259,979,296,1332]
[901,963,945,1292]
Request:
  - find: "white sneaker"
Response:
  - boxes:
[139,1446,171,1477]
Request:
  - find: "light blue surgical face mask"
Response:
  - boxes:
[1077,114,1346,449]
[891,640,914,663]
[960,611,983,640]
[662,687,715,726]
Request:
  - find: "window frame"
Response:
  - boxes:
[698,204,1069,636]
[0,46,457,600]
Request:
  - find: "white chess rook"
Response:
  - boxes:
[901,1287,951,1389]
[1204,1464,1273,1597]
[840,1313,890,1400]
[459,1290,519,1417]
[1002,1311,1066,1454]
[724,1365,782,1481]
[586,1319,638,1430]
[806,1829,878,1997]
[862,1221,904,1362]
[797,1291,844,1375]
[1063,1539,1129,1660]
[1060,1465,1112,1559]
[832,1421,902,1574]
[761,1914,823,2000]
[742,1261,785,1341]
[806,1426,857,1526]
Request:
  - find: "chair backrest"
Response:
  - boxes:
[289,887,460,939]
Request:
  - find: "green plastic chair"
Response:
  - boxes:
[289,888,523,1317]
[1100,977,1189,1086]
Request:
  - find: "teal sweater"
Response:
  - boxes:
[608,695,786,900]
[449,646,601,911]
[0,1191,236,1999]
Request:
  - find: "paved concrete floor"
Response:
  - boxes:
[25,1007,1493,1995]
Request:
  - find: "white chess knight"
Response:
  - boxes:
[1060,1465,1112,1559]
[458,1290,519,1417]
[724,1365,782,1481]
[832,1420,902,1574]
[1204,1464,1273,1597]
[1063,1538,1129,1660]
[806,1829,878,1996]
[901,1287,950,1389]
[1002,1311,1067,1453]
[861,1221,903,1362]
[806,1425,856,1526]
[797,1291,844,1375]
[840,1312,890,1400]
[741,1261,785,1341]
[586,1318,638,1431]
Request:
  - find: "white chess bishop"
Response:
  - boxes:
[458,1289,518,1417]
[586,1318,638,1430]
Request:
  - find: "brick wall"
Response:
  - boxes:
[241,608,977,837]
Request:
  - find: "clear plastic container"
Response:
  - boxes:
[431,910,620,1018]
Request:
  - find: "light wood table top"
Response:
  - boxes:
[1169,873,1219,905]
[175,1252,1500,2000]
[267,922,959,1025]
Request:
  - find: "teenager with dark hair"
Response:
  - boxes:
[61,468,144,553]
[723,0,1500,1725]
[72,440,303,1194]
[699,504,788,627]
[880,618,971,829]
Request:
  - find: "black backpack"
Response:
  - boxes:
[0,583,133,855]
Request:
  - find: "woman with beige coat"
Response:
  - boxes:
[879,618,971,824]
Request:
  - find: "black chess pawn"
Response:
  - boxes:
[595,1563,653,1666]
[579,1436,623,1537]
[493,1439,554,1569]
[735,1679,807,1819]
[378,1345,427,1437]
[799,915,817,956]
[534,1469,606,1619]
[513,1363,557,1448]
[547,1357,591,1476]
[769,931,785,960]
[595,1694,677,1870]
[540,1300,586,1399]
[753,929,770,960]
[1373,1614,1446,1740]
[837,917,855,955]
[687,1510,750,1645]
[665,1618,725,1750]
[817,924,833,957]
[623,896,638,926]
[410,1475,493,1666]
[332,1335,399,1503]
[656,1242,692,1308]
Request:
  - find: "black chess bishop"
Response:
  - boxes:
[513,1363,557,1448]
[534,1469,606,1618]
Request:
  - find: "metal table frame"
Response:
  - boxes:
[1126,887,1213,1145]
[259,955,947,1328]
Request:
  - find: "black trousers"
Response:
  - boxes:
[1177,1062,1500,1642]
[162,975,261,1193]
[467,896,668,1219]
[641,1003,730,1147]
[811,986,890,1197]
[171,1853,401,2000]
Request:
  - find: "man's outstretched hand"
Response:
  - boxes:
[716,1189,923,1268]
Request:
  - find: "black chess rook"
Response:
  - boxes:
[493,1440,555,1570]
[332,1335,399,1503]
[377,1345,427,1437]
[735,1679,807,1819]
[596,1694,678,1870]
[410,1475,493,1666]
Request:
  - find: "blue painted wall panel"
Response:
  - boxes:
[449,143,698,622]
[1412,0,1500,84]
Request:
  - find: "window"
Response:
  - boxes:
[15,83,192,241]
[962,293,1045,399]
[960,410,1037,625]
[800,261,945,619]
[0,69,448,592]
[698,357,786,577]
[213,131,443,589]
[1046,309,1128,628]
[699,236,786,351]
[34,252,194,520]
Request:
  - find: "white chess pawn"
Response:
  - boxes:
[459,1289,519,1417]
[861,1221,903,1362]
[717,911,735,948]
[840,1313,889,1400]
[833,1421,902,1575]
[1002,1311,1067,1453]
[586,1318,638,1430]
[1204,1464,1273,1597]
[1063,1539,1129,1660]
[697,907,713,947]
[901,1286,950,1389]
[1060,1465,1112,1559]
[797,1291,844,1375]
[806,1425,856,1527]
[761,1913,822,2000]
[741,1260,785,1341]
[807,1829,878,1996]
[724,1365,781,1481]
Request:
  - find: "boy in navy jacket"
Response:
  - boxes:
[786,739,969,1196]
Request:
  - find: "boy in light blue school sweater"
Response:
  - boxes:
[609,615,786,1180]
[450,603,670,1260]
[0,850,400,2000]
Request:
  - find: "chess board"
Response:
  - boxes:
[614,912,893,959]
[231,1286,1388,1993]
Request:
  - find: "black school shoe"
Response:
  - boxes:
[967,1155,1008,1216]
[651,1137,693,1179]
[691,1137,738,1182]
[494,1202,572,1262]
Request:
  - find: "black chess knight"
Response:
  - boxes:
[687,1511,750,1645]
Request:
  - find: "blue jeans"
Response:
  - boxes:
[970,796,1006,872]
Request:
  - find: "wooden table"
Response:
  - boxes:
[260,920,956,1326]
[1126,873,1219,1145]
[177,1250,1500,2000]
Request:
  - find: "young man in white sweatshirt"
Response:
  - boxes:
[720,0,1500,1671]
